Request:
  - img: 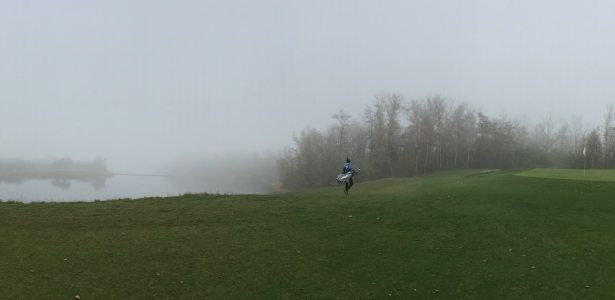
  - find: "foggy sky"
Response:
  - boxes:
[2,0,615,173]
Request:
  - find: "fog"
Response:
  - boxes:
[2,1,615,197]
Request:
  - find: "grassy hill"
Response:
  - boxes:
[2,170,615,299]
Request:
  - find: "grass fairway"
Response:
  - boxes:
[2,170,615,298]
[517,168,615,182]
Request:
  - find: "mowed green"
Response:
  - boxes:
[2,170,615,299]
[517,168,615,182]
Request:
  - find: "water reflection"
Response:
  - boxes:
[0,157,275,202]
[0,175,110,190]
[0,174,177,202]
[0,158,112,190]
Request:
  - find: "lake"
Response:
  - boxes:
[0,175,218,202]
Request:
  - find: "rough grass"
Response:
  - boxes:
[2,170,615,298]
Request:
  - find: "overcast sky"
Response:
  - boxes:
[2,0,615,172]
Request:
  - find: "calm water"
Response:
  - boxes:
[0,175,213,202]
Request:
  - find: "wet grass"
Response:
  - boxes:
[1,170,615,298]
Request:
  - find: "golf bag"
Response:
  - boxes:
[336,169,359,184]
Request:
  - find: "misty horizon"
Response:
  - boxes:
[2,0,615,202]
[0,91,610,173]
[3,1,615,175]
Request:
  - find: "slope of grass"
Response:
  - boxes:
[516,168,615,182]
[2,170,615,298]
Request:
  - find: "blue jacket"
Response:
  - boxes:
[342,162,352,174]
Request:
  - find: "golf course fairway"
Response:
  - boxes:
[516,168,615,182]
[2,169,615,298]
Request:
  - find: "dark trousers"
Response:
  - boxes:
[345,177,354,191]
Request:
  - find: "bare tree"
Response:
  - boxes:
[383,94,403,176]
[407,99,433,174]
[569,115,586,153]
[448,102,476,168]
[364,98,387,177]
[587,129,602,169]
[604,104,615,167]
[534,113,556,154]
[332,109,351,156]
[426,96,450,169]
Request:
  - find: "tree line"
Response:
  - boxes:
[277,94,613,189]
